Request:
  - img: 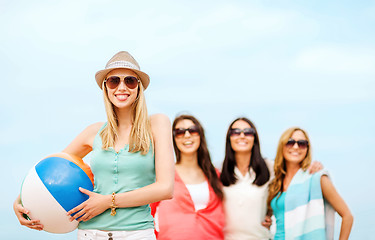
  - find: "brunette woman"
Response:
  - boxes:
[152,114,225,240]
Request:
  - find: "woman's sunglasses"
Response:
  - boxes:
[104,76,140,89]
[285,139,309,149]
[173,126,199,138]
[229,128,256,137]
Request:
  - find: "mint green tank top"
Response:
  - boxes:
[79,123,155,231]
[271,191,286,240]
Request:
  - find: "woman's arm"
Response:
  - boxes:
[68,114,175,222]
[321,175,353,240]
[62,122,103,157]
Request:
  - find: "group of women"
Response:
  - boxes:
[13,51,353,240]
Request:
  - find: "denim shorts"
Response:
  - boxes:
[77,229,156,240]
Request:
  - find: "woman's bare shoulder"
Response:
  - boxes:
[83,122,105,136]
[150,114,170,127]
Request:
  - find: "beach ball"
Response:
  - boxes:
[20,152,94,233]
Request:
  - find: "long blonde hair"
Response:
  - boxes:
[100,80,153,155]
[267,127,312,210]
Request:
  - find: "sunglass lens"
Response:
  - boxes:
[230,129,241,136]
[243,128,255,136]
[286,139,296,148]
[125,76,138,89]
[174,129,185,138]
[188,127,199,135]
[297,140,309,149]
[286,139,309,149]
[106,76,120,89]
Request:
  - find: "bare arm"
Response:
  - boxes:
[62,122,103,157]
[68,114,175,221]
[321,175,353,240]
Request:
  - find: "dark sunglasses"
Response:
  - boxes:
[229,128,256,137]
[173,126,199,138]
[285,139,309,149]
[104,76,140,89]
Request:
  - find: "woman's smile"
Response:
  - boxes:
[182,140,193,146]
[115,93,129,101]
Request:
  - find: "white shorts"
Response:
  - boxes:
[77,229,156,240]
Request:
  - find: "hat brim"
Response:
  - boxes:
[95,67,150,90]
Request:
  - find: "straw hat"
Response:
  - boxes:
[95,51,150,90]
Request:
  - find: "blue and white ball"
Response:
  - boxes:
[20,153,94,233]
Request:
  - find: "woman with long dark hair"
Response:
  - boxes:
[221,117,272,239]
[152,114,225,239]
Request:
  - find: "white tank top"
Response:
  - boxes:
[185,181,209,211]
[154,180,210,231]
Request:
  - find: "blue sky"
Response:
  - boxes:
[1,0,374,239]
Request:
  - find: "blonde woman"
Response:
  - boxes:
[13,51,175,240]
[268,127,353,240]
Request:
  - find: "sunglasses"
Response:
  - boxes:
[104,76,140,89]
[229,128,256,137]
[285,139,309,149]
[173,126,199,138]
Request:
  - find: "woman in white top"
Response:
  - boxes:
[220,117,322,240]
